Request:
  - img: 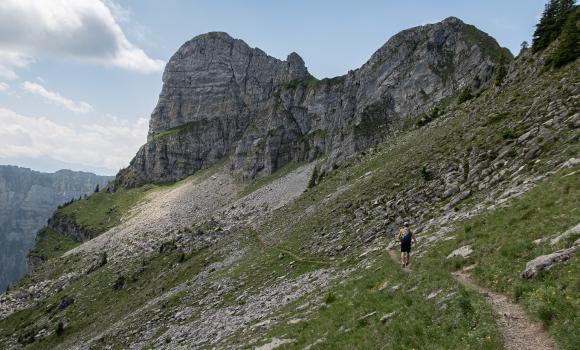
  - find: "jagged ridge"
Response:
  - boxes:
[115,17,511,187]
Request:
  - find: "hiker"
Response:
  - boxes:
[397,222,417,267]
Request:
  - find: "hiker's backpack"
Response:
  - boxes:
[401,228,412,244]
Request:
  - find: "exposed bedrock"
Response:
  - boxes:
[116,17,511,187]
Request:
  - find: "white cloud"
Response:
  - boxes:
[0,51,31,80]
[103,0,131,23]
[0,82,8,91]
[21,81,94,114]
[0,0,164,78]
[0,107,148,172]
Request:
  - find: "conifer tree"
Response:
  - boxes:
[549,6,580,67]
[533,0,576,52]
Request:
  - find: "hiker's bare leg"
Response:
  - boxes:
[406,253,411,266]
[400,252,405,266]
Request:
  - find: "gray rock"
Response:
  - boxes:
[358,310,378,321]
[443,184,460,198]
[255,338,296,350]
[521,245,578,278]
[116,17,511,187]
[532,223,580,246]
[560,157,580,169]
[446,245,473,259]
[525,146,542,160]
[380,311,398,323]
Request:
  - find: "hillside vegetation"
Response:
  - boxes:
[0,12,579,350]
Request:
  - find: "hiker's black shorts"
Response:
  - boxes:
[401,241,411,253]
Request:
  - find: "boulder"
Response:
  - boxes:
[446,245,473,259]
[521,245,578,278]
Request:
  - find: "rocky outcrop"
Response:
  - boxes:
[47,213,96,243]
[116,17,512,187]
[116,32,310,186]
[446,245,473,259]
[521,242,579,278]
[533,223,580,245]
[0,166,111,292]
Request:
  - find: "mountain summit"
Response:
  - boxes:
[116,18,511,187]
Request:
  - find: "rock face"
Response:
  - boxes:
[46,213,95,243]
[116,17,511,187]
[0,166,111,292]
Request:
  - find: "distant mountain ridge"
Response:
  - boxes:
[0,165,112,292]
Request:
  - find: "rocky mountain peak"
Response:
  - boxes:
[116,18,511,188]
[286,51,308,77]
[441,16,463,24]
[149,31,310,136]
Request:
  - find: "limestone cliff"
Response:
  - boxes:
[116,17,511,186]
[0,166,111,292]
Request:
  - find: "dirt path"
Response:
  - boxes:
[453,269,555,350]
[387,248,411,272]
[252,229,332,266]
[387,248,554,350]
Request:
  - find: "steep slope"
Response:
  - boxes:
[0,20,578,350]
[0,167,112,293]
[116,17,511,187]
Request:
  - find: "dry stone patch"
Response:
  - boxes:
[152,268,337,349]
[66,172,238,261]
[219,163,315,231]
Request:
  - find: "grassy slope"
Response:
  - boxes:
[0,55,577,349]
[228,57,579,348]
[28,228,80,262]
[440,168,580,349]
[253,166,578,349]
[56,185,156,235]
[51,160,227,240]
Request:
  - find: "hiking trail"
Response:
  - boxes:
[453,268,555,350]
[388,246,555,350]
[387,248,411,272]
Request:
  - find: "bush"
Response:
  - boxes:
[421,166,433,181]
[112,275,126,290]
[512,284,531,301]
[526,285,563,326]
[55,321,64,336]
[502,129,516,139]
[457,290,473,315]
[324,291,336,304]
[457,88,474,104]
[416,106,441,127]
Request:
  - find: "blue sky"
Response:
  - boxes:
[0,0,546,175]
